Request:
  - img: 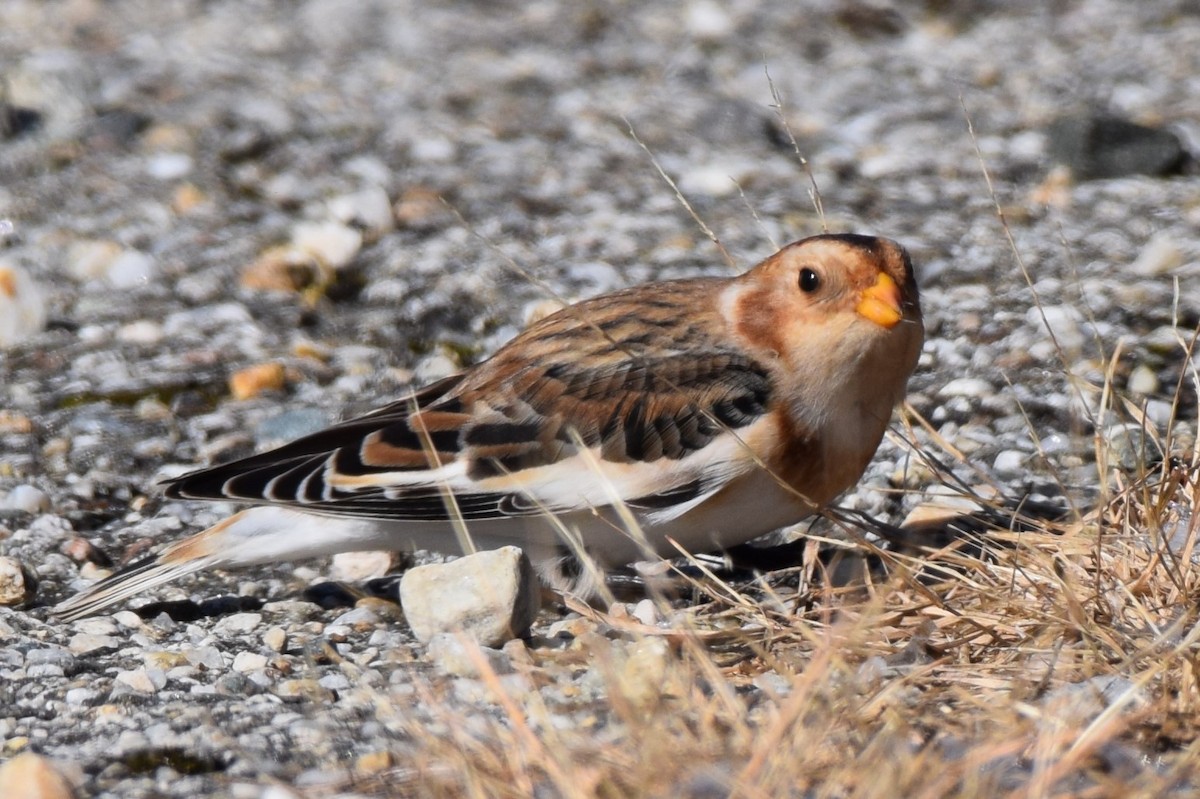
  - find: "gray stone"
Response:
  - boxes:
[2,484,50,513]
[399,546,541,646]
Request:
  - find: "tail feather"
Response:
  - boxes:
[52,505,448,620]
[53,551,219,622]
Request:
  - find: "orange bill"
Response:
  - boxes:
[855,271,903,329]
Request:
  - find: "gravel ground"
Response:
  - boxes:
[2,1,1200,796]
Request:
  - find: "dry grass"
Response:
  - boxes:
[323,394,1200,799]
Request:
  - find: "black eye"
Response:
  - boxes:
[798,268,820,293]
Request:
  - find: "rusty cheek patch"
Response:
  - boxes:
[732,283,789,357]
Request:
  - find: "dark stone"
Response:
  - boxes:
[85,108,151,149]
[1,103,43,139]
[1047,113,1190,179]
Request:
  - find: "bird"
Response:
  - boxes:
[55,233,923,620]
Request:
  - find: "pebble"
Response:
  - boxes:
[213,612,263,635]
[0,752,78,799]
[228,363,287,400]
[0,556,36,605]
[992,450,1025,476]
[329,606,381,631]
[685,0,734,40]
[1131,232,1184,276]
[3,484,50,513]
[292,220,362,269]
[104,250,158,289]
[937,377,993,399]
[1127,364,1159,395]
[399,546,541,646]
[231,652,269,673]
[0,261,48,346]
[239,246,322,293]
[328,186,394,238]
[145,152,193,180]
[115,319,165,345]
[64,688,100,706]
[329,550,403,582]
[412,351,460,384]
[262,627,287,653]
[67,633,120,655]
[115,667,166,694]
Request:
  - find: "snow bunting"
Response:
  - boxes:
[56,233,923,619]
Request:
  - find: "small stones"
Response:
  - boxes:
[0,752,78,799]
[0,261,47,346]
[399,546,541,646]
[0,556,37,605]
[291,220,362,270]
[2,484,50,513]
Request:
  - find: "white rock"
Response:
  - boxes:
[399,546,541,646]
[937,377,993,399]
[146,152,193,180]
[1127,364,1159,395]
[67,633,119,655]
[292,220,362,269]
[677,162,740,197]
[116,320,165,345]
[686,0,734,40]
[1026,305,1084,356]
[0,557,34,605]
[0,261,47,346]
[413,352,459,384]
[3,484,50,513]
[213,612,262,635]
[410,137,456,163]
[105,250,157,288]
[631,599,661,627]
[115,666,165,693]
[992,450,1025,476]
[329,551,401,582]
[329,186,394,236]
[65,687,99,706]
[231,651,269,673]
[1131,232,1184,276]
